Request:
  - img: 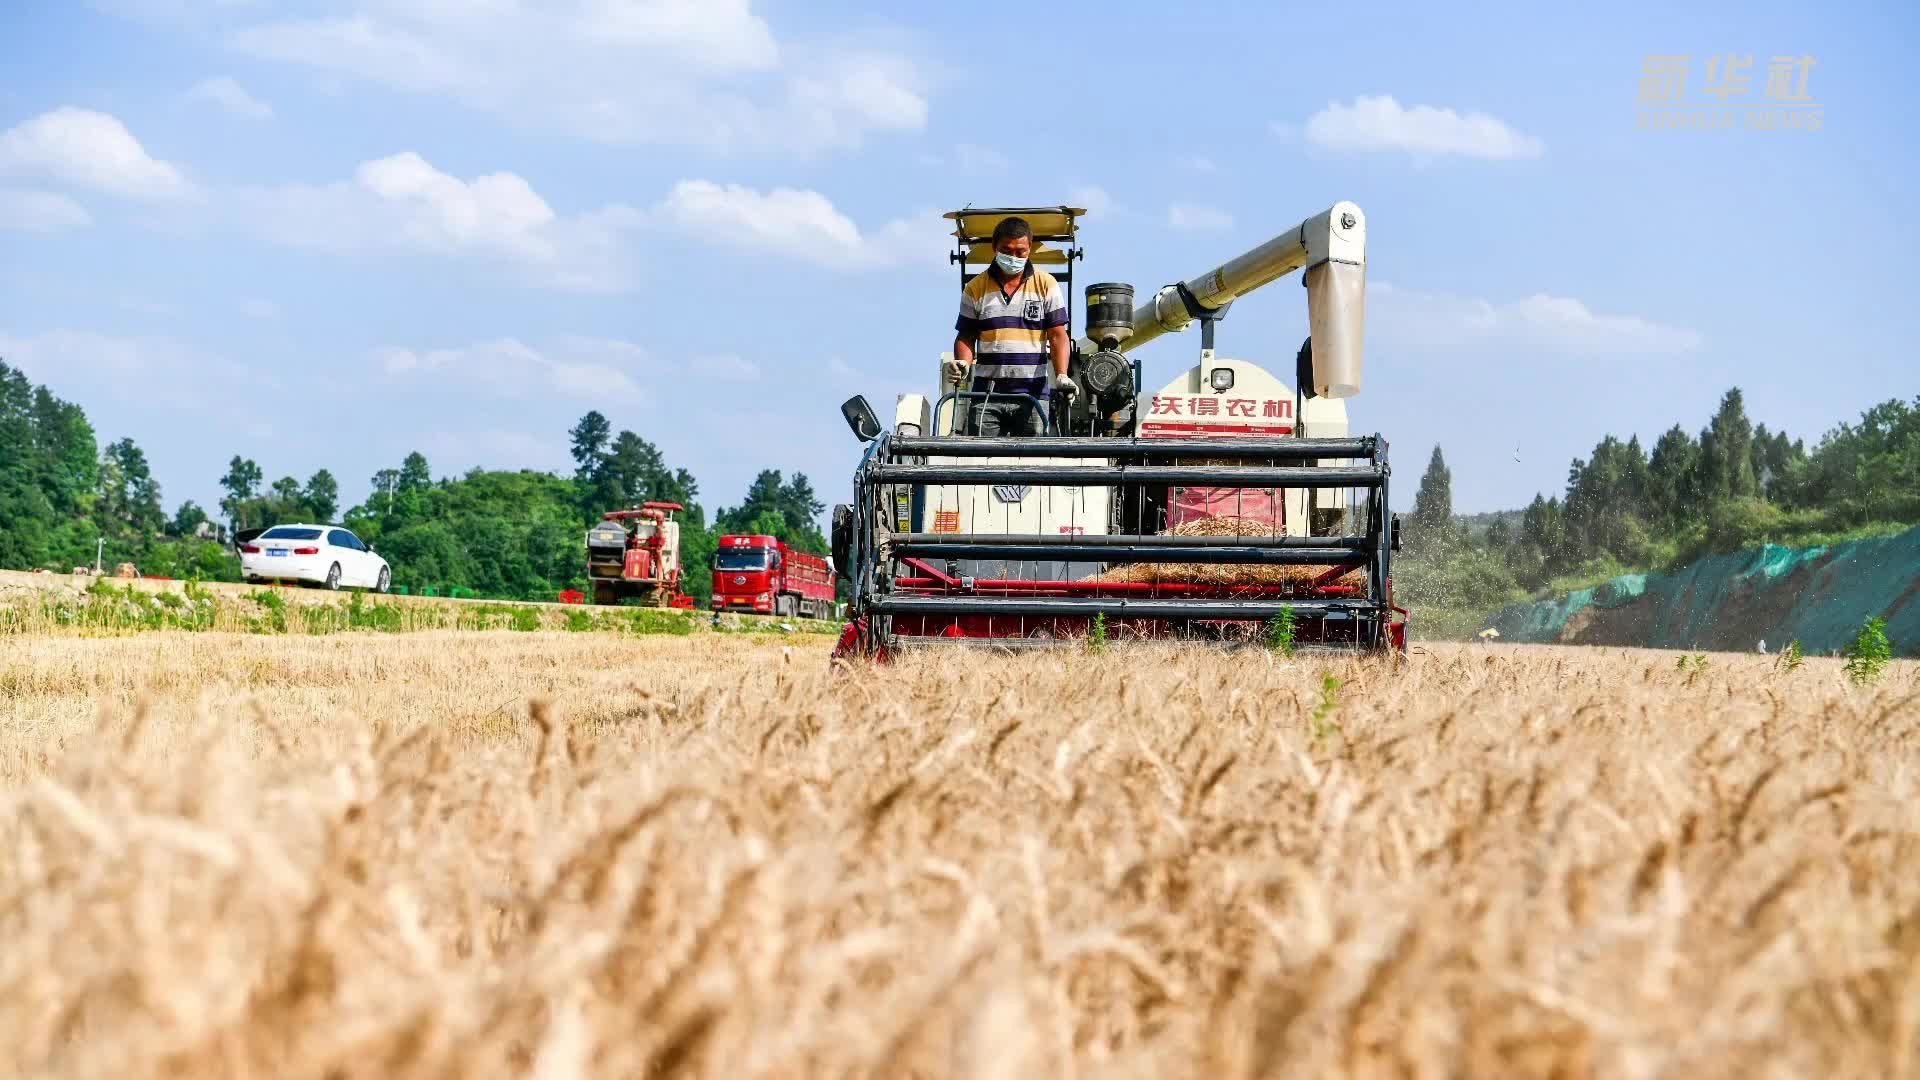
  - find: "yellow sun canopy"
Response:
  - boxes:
[943,206,1084,245]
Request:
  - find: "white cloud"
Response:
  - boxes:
[1168,203,1233,231]
[374,336,648,402]
[222,3,925,153]
[1069,185,1116,217]
[0,188,93,232]
[186,75,273,118]
[698,353,762,382]
[951,143,1008,173]
[656,180,855,260]
[1371,282,1703,355]
[237,151,641,291]
[236,157,930,285]
[0,107,193,200]
[0,329,258,408]
[1304,95,1544,161]
[653,179,928,268]
[229,15,470,94]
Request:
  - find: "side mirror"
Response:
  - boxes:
[840,396,883,442]
[830,504,853,581]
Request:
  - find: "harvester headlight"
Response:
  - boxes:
[1209,368,1235,392]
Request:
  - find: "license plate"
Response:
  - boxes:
[268,549,288,557]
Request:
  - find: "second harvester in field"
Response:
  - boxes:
[830,201,1405,657]
[585,502,695,608]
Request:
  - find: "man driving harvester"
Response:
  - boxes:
[947,216,1077,436]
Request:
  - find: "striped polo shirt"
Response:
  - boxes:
[954,265,1068,398]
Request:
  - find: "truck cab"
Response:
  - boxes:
[712,534,782,614]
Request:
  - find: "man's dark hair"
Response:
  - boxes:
[991,216,1032,247]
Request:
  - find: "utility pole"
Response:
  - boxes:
[94,536,103,574]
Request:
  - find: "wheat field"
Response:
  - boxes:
[2,631,1917,1079]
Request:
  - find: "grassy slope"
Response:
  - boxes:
[0,569,839,638]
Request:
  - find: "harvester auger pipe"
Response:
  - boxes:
[1106,201,1366,399]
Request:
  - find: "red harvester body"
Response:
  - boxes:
[585,501,695,608]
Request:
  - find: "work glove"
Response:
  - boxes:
[942,358,970,386]
[1048,369,1080,400]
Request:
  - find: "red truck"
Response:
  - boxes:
[711,534,836,619]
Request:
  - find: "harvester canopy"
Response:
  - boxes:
[945,206,1085,286]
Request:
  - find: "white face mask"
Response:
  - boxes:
[994,250,1027,275]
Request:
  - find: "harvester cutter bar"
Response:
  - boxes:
[887,436,1377,459]
[887,635,1373,654]
[890,540,1366,564]
[867,464,1381,488]
[870,595,1374,619]
[891,532,1369,549]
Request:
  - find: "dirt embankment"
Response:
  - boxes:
[1496,525,1920,655]
[1559,550,1832,650]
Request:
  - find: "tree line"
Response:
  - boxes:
[10,354,1912,613]
[0,357,826,603]
[1400,386,1920,614]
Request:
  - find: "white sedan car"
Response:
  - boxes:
[240,524,391,592]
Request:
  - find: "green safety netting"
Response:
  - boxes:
[1486,525,1920,656]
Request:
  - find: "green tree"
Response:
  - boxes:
[399,452,432,492]
[99,438,164,537]
[569,411,611,484]
[1646,424,1701,527]
[1698,387,1757,502]
[305,468,339,522]
[220,456,263,530]
[716,469,828,553]
[368,468,400,516]
[30,384,96,518]
[1563,434,1652,563]
[1410,445,1453,547]
[168,500,209,539]
[0,361,238,578]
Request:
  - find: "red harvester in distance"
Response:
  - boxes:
[585,501,695,608]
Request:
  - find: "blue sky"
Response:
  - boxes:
[2,1,1914,522]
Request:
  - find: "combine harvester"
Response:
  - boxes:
[829,202,1405,657]
[585,502,695,608]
